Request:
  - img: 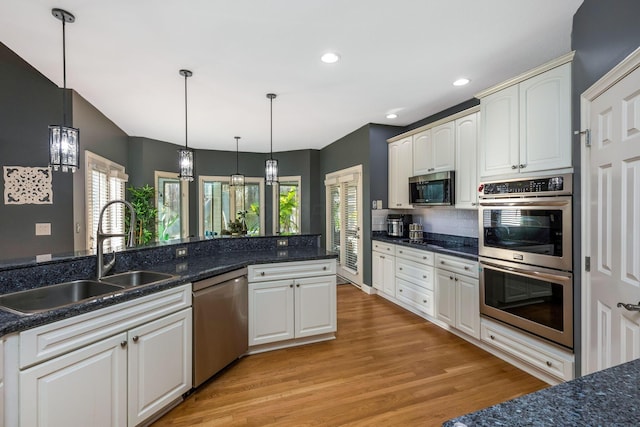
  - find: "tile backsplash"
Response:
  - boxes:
[375,207,479,238]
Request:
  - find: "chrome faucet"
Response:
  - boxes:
[96,200,136,279]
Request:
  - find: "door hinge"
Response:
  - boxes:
[585,256,591,272]
[574,129,591,147]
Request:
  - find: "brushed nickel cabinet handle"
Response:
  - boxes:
[519,164,526,169]
[511,165,518,169]
[260,272,265,276]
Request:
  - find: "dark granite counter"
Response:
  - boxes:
[372,232,478,261]
[0,242,336,337]
[443,359,640,426]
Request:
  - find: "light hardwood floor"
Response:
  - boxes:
[153,285,547,426]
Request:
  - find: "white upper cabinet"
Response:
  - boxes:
[388,137,413,209]
[413,122,455,176]
[455,112,479,209]
[478,54,573,178]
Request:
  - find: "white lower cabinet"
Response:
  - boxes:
[435,254,480,339]
[248,260,337,348]
[395,246,434,316]
[372,241,396,297]
[16,284,192,427]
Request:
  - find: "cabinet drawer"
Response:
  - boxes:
[435,254,478,278]
[396,279,434,317]
[481,319,573,381]
[20,284,192,369]
[372,240,395,255]
[248,259,336,283]
[396,246,433,265]
[395,258,433,290]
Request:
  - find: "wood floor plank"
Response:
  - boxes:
[153,285,547,426]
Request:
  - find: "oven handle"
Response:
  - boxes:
[479,200,569,207]
[480,261,572,283]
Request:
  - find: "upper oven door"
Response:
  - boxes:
[478,196,572,271]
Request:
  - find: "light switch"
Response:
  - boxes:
[35,223,51,236]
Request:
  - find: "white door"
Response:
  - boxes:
[20,333,128,427]
[435,270,455,326]
[431,121,456,172]
[412,129,432,176]
[325,165,364,285]
[479,84,519,177]
[455,112,479,209]
[248,280,295,345]
[127,308,192,427]
[456,275,480,339]
[583,48,640,374]
[295,276,337,338]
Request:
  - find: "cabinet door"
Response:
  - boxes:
[388,137,413,208]
[20,333,128,427]
[295,276,337,338]
[371,251,386,291]
[519,62,571,173]
[412,129,432,176]
[480,85,519,177]
[455,275,480,339]
[435,270,456,326]
[127,308,192,427]
[382,254,396,298]
[431,121,456,172]
[249,280,295,346]
[455,112,479,209]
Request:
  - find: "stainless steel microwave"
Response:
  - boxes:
[409,171,455,206]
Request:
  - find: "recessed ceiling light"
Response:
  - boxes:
[386,113,398,119]
[453,78,470,86]
[321,52,341,64]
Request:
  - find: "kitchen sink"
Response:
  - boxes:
[101,270,176,287]
[0,280,126,315]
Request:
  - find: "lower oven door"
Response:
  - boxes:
[479,257,573,348]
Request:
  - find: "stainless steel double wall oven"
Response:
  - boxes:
[478,174,573,349]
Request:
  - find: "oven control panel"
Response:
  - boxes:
[478,173,572,197]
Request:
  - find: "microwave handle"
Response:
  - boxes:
[481,261,571,283]
[479,200,569,207]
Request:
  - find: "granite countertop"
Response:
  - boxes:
[0,247,336,337]
[372,233,478,261]
[443,359,640,426]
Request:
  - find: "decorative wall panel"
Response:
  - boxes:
[3,166,53,205]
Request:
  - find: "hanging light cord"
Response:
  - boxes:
[269,95,274,160]
[61,13,67,127]
[235,136,240,173]
[183,72,188,149]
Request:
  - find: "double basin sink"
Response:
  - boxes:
[0,270,176,315]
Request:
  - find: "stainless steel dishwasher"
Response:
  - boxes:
[192,267,248,388]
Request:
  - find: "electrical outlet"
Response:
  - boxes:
[277,238,288,247]
[176,262,188,272]
[176,247,188,258]
[277,249,288,257]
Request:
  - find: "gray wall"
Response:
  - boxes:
[0,43,74,259]
[570,0,640,376]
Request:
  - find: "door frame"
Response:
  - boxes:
[580,47,640,373]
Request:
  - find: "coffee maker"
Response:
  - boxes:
[386,214,412,237]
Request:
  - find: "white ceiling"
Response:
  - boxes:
[1,0,583,153]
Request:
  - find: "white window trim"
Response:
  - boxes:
[154,171,189,240]
[325,165,363,285]
[198,175,265,236]
[272,175,302,235]
[85,150,128,252]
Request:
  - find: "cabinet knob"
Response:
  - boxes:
[289,284,294,288]
[399,250,403,254]
[423,256,427,260]
[260,272,265,276]
[399,289,403,292]
[423,299,427,303]
[449,276,454,280]
[323,266,327,270]
[120,341,127,348]
[132,336,139,343]
[490,335,495,340]
[519,164,526,169]
[454,277,458,281]
[546,361,552,367]
[511,165,518,169]
[441,261,445,265]
[399,267,403,271]
[464,266,470,270]
[387,248,390,251]
[471,202,477,206]
[381,255,385,259]
[296,283,300,288]
[423,275,427,279]
[396,203,401,207]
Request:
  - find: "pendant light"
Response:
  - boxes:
[265,93,279,185]
[230,136,245,187]
[49,8,79,173]
[177,69,194,181]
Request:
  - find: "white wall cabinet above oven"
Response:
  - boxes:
[413,121,455,176]
[477,53,573,178]
[388,136,414,209]
[455,112,480,209]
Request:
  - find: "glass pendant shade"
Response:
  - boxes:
[48,124,79,172]
[177,147,194,181]
[230,173,245,187]
[265,158,279,185]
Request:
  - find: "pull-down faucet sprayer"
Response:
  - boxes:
[96,200,136,279]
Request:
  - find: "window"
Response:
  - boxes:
[155,171,189,241]
[85,151,127,252]
[273,176,301,235]
[199,176,265,236]
[325,165,362,285]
